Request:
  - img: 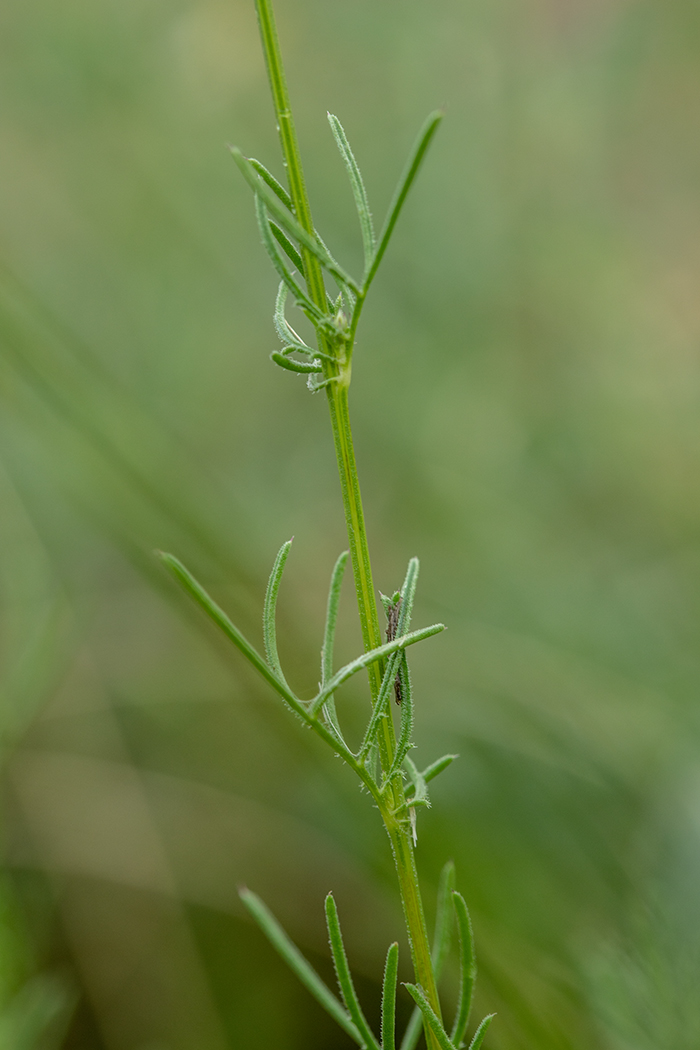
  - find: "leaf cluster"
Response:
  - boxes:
[159,541,493,1046]
[159,541,450,813]
[240,861,494,1050]
[229,110,442,391]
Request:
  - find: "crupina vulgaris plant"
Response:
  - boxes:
[159,2,494,1048]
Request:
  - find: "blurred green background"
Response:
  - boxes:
[2,0,700,1047]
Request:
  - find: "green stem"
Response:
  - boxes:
[253,2,442,1044]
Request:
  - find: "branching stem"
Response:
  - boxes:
[253,0,442,1043]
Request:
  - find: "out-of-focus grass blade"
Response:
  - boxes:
[0,974,76,1050]
[310,622,445,716]
[381,942,399,1050]
[450,892,477,1048]
[325,894,382,1050]
[263,539,293,686]
[403,984,455,1050]
[239,888,363,1046]
[0,302,227,568]
[364,111,443,293]
[327,113,376,273]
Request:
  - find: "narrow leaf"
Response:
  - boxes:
[273,280,296,344]
[255,195,324,321]
[270,220,305,276]
[321,550,349,684]
[159,554,360,768]
[381,943,399,1050]
[364,111,443,293]
[450,893,477,1048]
[248,157,294,210]
[403,984,455,1050]
[403,756,428,807]
[311,622,445,716]
[327,113,375,272]
[239,888,363,1046]
[273,282,314,351]
[396,557,420,637]
[325,894,382,1050]
[231,148,360,293]
[383,654,414,782]
[399,862,455,1050]
[263,539,293,684]
[159,553,293,703]
[423,754,458,784]
[468,1015,495,1050]
[271,351,322,373]
[320,551,350,746]
[358,649,401,760]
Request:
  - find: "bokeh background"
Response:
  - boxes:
[2,0,700,1047]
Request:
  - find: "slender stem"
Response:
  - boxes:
[253,3,443,1044]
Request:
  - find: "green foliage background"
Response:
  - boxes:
[2,0,700,1047]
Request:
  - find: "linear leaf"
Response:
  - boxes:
[231,148,360,293]
[321,550,349,684]
[248,158,293,210]
[271,351,322,373]
[310,622,445,716]
[403,984,455,1050]
[159,554,361,768]
[255,195,324,321]
[327,113,375,272]
[404,756,429,811]
[248,173,342,310]
[273,282,313,350]
[263,539,293,684]
[450,893,477,1048]
[396,557,420,637]
[325,894,382,1050]
[358,649,401,760]
[467,1015,495,1050]
[383,655,414,783]
[364,111,443,293]
[270,220,305,275]
[320,551,350,746]
[239,889,363,1045]
[381,942,399,1050]
[399,862,455,1050]
[423,754,458,784]
[159,553,294,702]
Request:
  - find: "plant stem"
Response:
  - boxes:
[253,2,443,1043]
